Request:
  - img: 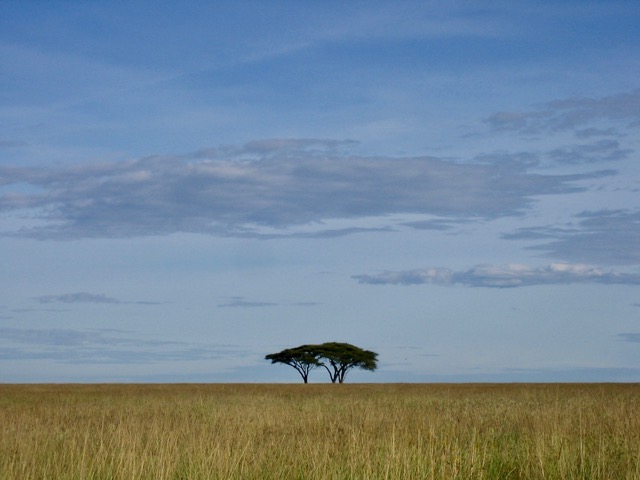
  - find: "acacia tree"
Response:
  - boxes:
[264,345,322,383]
[314,342,378,383]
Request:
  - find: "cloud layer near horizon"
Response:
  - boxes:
[353,262,640,288]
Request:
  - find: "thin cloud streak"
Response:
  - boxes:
[353,262,640,288]
[33,292,165,305]
[485,89,640,134]
[0,327,248,364]
[217,297,320,308]
[618,333,640,343]
[35,293,122,304]
[506,210,640,265]
[546,140,631,164]
[217,297,278,308]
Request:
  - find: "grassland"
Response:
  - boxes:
[1,383,639,479]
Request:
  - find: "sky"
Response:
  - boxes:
[1,1,640,383]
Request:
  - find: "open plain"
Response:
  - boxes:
[1,383,639,479]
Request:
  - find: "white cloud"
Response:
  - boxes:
[353,262,640,288]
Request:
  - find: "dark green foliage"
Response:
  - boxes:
[265,342,378,383]
[313,342,378,383]
[265,345,323,383]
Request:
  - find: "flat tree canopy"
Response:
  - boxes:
[265,342,377,383]
[314,342,378,383]
[264,345,322,383]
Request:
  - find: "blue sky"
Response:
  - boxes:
[1,1,640,382]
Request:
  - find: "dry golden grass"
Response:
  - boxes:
[1,383,639,479]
